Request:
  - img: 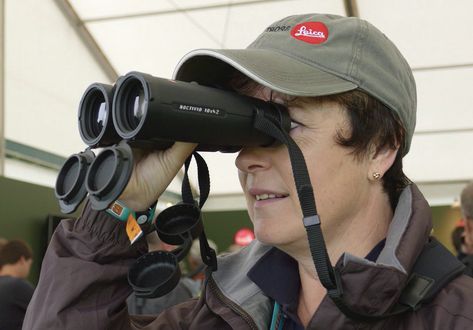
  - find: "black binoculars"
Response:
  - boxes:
[56,71,290,213]
[79,71,290,151]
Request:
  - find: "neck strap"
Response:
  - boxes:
[181,152,217,271]
[253,106,338,293]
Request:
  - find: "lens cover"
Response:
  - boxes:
[128,250,182,298]
[155,203,203,245]
[127,203,204,298]
[85,140,134,210]
[55,149,95,214]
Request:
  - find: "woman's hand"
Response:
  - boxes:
[118,142,197,211]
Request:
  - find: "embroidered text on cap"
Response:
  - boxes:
[290,22,328,44]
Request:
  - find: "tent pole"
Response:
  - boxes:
[344,0,359,17]
[0,0,4,175]
[53,0,118,82]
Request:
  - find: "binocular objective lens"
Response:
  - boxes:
[85,91,107,138]
[125,83,147,131]
[91,98,106,136]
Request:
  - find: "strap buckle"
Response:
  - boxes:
[303,215,320,227]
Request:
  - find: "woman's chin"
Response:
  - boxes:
[253,230,276,246]
[254,230,291,248]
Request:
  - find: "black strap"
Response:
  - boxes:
[397,237,465,310]
[180,152,217,271]
[181,152,210,208]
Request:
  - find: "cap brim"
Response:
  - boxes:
[173,48,358,97]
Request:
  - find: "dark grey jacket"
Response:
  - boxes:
[23,185,473,329]
[460,254,473,278]
[0,275,34,330]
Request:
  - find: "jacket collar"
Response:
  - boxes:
[331,184,432,314]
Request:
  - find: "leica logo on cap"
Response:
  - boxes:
[290,22,328,44]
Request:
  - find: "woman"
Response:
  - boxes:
[24,13,473,330]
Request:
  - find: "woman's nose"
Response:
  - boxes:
[235,147,271,173]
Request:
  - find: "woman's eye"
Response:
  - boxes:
[290,120,301,130]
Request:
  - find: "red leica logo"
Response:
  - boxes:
[290,22,328,44]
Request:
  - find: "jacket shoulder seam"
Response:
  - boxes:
[425,303,473,323]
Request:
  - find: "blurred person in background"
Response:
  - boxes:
[0,239,34,330]
[459,182,473,276]
[225,228,255,254]
[450,219,466,259]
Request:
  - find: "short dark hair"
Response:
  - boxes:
[0,239,33,267]
[451,226,465,254]
[461,182,473,220]
[311,90,410,210]
[227,74,410,209]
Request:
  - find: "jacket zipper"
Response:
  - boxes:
[274,309,285,330]
[208,275,259,330]
[271,302,286,330]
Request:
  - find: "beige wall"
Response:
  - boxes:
[432,205,463,254]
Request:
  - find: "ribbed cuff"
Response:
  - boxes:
[73,199,148,255]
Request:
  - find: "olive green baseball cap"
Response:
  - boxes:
[173,13,416,154]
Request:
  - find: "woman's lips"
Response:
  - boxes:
[254,195,288,207]
[248,188,289,207]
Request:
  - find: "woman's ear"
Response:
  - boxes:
[368,146,399,181]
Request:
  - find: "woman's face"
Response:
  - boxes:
[235,88,374,255]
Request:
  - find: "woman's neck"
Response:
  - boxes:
[297,264,326,327]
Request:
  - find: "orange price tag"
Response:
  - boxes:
[126,213,143,244]
[111,202,124,217]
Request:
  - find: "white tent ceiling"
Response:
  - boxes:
[3,0,473,210]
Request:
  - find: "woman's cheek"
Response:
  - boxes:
[290,128,316,150]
